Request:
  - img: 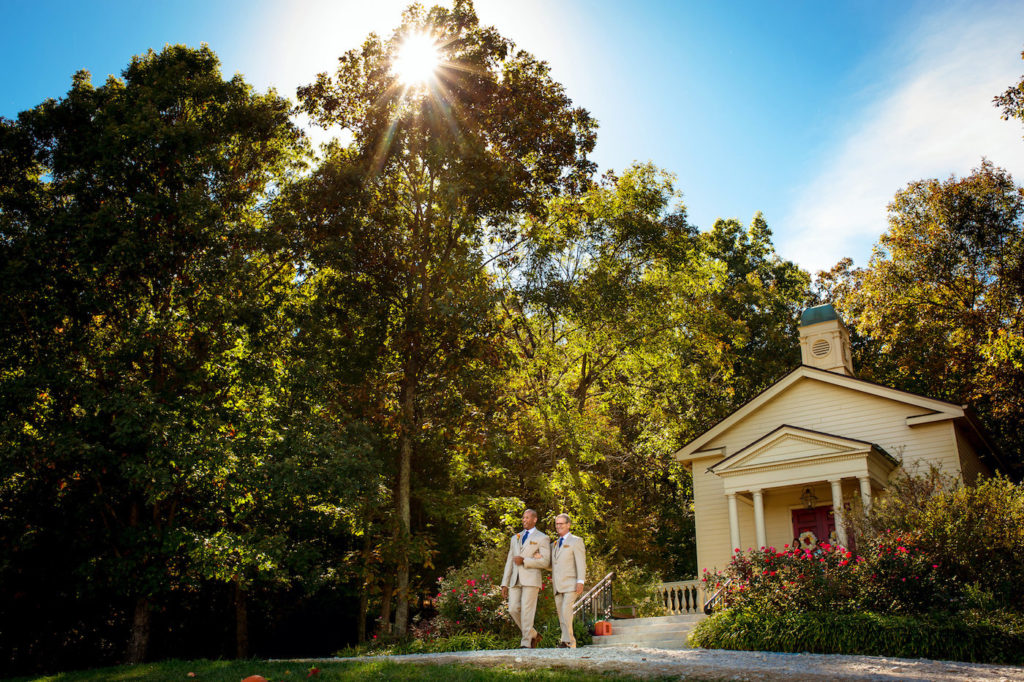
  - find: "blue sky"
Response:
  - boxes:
[2,0,1022,274]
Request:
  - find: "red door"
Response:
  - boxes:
[791,506,836,549]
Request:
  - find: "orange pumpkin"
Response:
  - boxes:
[595,620,612,636]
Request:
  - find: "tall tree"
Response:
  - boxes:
[295,0,595,632]
[0,45,306,662]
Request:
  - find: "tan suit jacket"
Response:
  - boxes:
[501,529,550,588]
[550,532,586,594]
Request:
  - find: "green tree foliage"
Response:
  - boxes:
[699,213,810,403]
[0,45,309,664]
[0,4,821,670]
[293,0,596,633]
[492,166,809,576]
[817,161,1024,470]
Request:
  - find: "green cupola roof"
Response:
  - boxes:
[800,304,839,327]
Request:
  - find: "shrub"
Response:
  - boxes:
[855,531,954,613]
[689,608,1024,665]
[432,570,514,637]
[701,543,865,613]
[853,470,1024,612]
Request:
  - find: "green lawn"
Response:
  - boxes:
[9,658,654,682]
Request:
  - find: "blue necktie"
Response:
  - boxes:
[558,537,563,548]
[522,530,529,544]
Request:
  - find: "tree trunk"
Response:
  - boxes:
[394,369,415,634]
[234,578,249,659]
[377,581,394,635]
[358,591,369,644]
[358,532,372,643]
[127,597,150,664]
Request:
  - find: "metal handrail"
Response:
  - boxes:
[702,577,732,615]
[572,571,614,620]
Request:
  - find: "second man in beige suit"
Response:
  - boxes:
[550,513,587,648]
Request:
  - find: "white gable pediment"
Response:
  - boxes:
[710,425,883,475]
[709,425,900,495]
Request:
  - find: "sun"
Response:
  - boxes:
[393,32,441,86]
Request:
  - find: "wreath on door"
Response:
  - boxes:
[798,530,818,551]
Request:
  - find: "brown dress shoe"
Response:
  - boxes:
[530,633,542,648]
[557,642,568,648]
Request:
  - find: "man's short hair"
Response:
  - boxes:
[524,508,538,519]
[555,513,571,525]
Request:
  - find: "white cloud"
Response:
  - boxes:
[780,5,1024,274]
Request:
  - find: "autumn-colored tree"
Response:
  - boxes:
[819,161,1024,470]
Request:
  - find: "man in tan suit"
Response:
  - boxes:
[550,513,586,648]
[500,509,550,648]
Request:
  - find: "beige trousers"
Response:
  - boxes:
[508,585,540,647]
[554,591,578,648]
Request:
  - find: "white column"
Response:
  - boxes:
[859,476,872,510]
[830,479,848,547]
[752,489,767,550]
[727,493,740,552]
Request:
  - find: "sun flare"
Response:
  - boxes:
[393,33,440,86]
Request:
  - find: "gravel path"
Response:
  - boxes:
[325,646,1024,681]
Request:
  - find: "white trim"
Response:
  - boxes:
[716,451,871,477]
[906,411,962,426]
[711,425,879,474]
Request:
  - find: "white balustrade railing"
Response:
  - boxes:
[655,580,704,615]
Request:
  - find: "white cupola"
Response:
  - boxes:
[799,304,854,376]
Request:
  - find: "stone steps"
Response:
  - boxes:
[589,614,704,650]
